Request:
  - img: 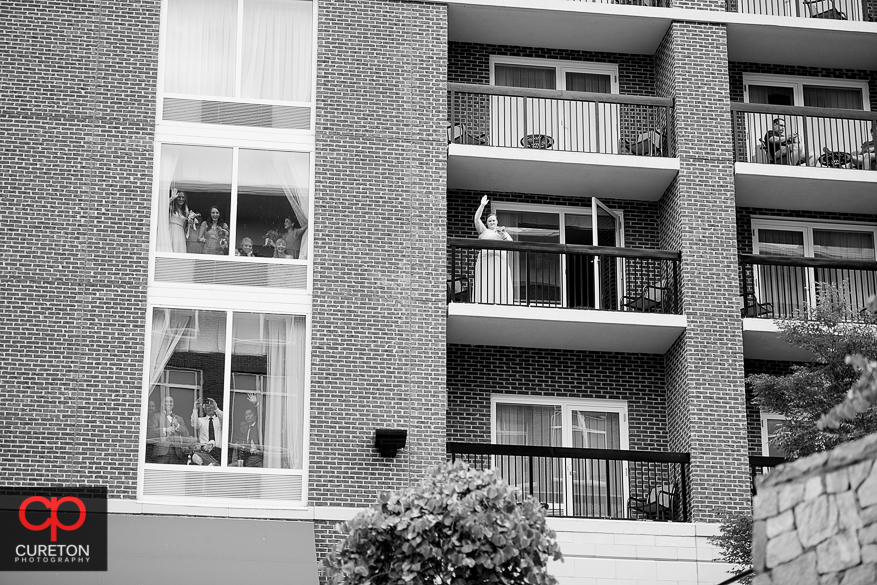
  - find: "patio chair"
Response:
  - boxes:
[741,292,774,318]
[621,279,669,313]
[622,130,664,156]
[628,483,677,521]
[803,0,847,19]
[447,122,488,146]
[447,276,471,303]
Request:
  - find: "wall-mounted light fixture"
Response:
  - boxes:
[374,429,407,458]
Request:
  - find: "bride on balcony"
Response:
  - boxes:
[474,195,514,304]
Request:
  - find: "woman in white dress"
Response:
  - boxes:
[474,195,514,304]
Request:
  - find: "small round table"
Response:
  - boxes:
[521,134,554,149]
[818,151,852,168]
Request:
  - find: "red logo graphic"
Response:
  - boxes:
[18,497,87,542]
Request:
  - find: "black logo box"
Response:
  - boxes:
[0,486,107,572]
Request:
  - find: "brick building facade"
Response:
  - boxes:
[2,0,877,583]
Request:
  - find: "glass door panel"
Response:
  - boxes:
[498,210,560,306]
[564,214,594,309]
[569,410,624,518]
[592,198,622,310]
[491,65,557,149]
[755,228,808,316]
[562,72,617,154]
[813,229,876,312]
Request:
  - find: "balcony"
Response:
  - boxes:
[445,0,673,56]
[749,455,786,495]
[448,442,691,522]
[739,254,877,359]
[732,104,877,213]
[447,238,685,353]
[447,84,678,200]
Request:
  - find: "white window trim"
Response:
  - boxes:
[489,56,619,93]
[155,0,319,133]
[751,217,877,259]
[760,411,788,457]
[743,73,871,110]
[137,304,313,506]
[490,201,625,247]
[490,394,629,450]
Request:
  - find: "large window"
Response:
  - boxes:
[145,308,307,470]
[161,0,314,129]
[155,144,310,260]
[492,396,629,517]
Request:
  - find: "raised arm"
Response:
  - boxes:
[474,195,489,235]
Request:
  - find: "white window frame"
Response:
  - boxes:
[489,57,619,93]
[751,217,877,258]
[760,411,787,457]
[155,0,319,135]
[743,73,870,110]
[490,394,629,450]
[138,301,313,508]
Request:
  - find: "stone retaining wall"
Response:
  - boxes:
[752,434,877,585]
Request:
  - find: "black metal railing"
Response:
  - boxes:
[727,0,869,20]
[448,442,691,521]
[565,0,669,5]
[732,103,877,170]
[448,83,674,157]
[740,254,877,320]
[749,455,785,495]
[449,238,682,314]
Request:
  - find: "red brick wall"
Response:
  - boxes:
[309,0,448,514]
[0,0,158,495]
[446,345,669,452]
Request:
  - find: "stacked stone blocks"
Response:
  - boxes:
[753,434,877,585]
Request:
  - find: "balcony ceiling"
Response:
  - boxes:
[742,319,815,361]
[735,163,877,214]
[446,1,674,55]
[447,303,686,354]
[448,144,679,199]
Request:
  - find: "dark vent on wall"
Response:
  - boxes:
[154,257,307,289]
[163,98,311,130]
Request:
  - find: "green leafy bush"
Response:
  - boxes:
[323,461,563,585]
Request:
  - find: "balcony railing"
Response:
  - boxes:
[449,238,681,314]
[448,83,674,157]
[732,103,877,170]
[749,455,785,495]
[448,442,691,521]
[727,0,870,20]
[564,0,669,5]
[740,254,877,319]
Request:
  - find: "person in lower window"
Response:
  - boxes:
[198,206,229,255]
[236,237,256,257]
[282,216,308,259]
[146,396,191,465]
[190,397,223,466]
[232,396,263,468]
[273,237,295,259]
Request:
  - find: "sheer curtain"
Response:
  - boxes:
[264,316,306,469]
[155,148,180,253]
[272,152,310,259]
[241,0,313,102]
[164,0,236,97]
[149,309,192,389]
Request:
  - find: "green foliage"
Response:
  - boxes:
[748,283,877,460]
[323,461,563,585]
[708,512,753,581]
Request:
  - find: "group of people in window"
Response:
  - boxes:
[145,393,264,468]
[167,188,308,259]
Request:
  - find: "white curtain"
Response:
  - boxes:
[241,0,313,102]
[155,148,180,253]
[264,316,306,469]
[164,0,236,97]
[272,152,310,260]
[148,309,191,389]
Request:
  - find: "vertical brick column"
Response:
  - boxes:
[657,24,751,521]
[0,1,158,494]
[310,0,448,508]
